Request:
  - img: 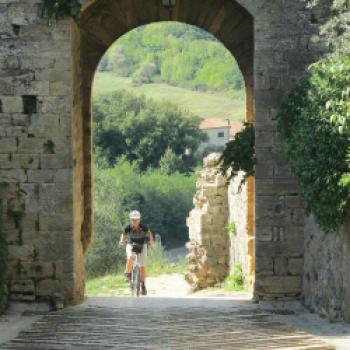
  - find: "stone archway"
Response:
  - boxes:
[72,0,255,301]
[1,0,322,306]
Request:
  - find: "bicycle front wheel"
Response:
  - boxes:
[132,265,141,297]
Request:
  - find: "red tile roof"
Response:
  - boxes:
[199,118,230,130]
[199,118,243,137]
[230,122,243,136]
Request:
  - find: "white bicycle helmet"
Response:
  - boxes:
[129,210,141,220]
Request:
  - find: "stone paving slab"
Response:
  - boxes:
[0,297,336,350]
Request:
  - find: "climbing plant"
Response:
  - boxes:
[40,0,82,24]
[217,123,255,183]
[308,0,350,54]
[276,54,350,232]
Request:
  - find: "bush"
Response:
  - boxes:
[131,62,157,85]
[159,148,186,175]
[222,264,245,291]
[277,55,350,232]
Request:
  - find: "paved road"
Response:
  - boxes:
[0,296,341,350]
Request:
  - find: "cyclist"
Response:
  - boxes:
[119,210,154,295]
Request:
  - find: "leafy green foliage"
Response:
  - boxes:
[138,168,196,247]
[147,239,187,276]
[93,90,207,172]
[226,222,237,237]
[159,148,186,175]
[222,264,245,292]
[308,0,350,54]
[100,22,244,93]
[85,160,195,277]
[277,55,350,232]
[40,0,81,24]
[217,123,255,182]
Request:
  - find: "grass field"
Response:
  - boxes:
[93,73,246,123]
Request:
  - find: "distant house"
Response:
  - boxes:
[229,122,243,140]
[199,118,243,149]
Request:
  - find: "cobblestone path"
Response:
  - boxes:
[1,297,335,350]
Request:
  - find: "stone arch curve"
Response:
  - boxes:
[71,0,255,291]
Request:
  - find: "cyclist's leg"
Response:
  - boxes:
[125,244,133,280]
[139,244,148,295]
[139,244,148,283]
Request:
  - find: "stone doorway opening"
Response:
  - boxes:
[71,0,254,300]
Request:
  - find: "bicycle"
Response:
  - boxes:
[119,240,150,296]
[129,242,143,297]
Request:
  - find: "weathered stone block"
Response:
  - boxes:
[5,126,27,137]
[1,96,22,113]
[0,137,17,152]
[40,96,69,113]
[49,81,68,96]
[7,245,34,261]
[11,154,39,169]
[54,169,72,183]
[255,276,302,294]
[28,113,61,137]
[38,214,72,231]
[28,262,54,278]
[40,154,72,169]
[11,114,30,127]
[274,256,288,275]
[27,169,54,183]
[36,279,62,297]
[10,279,35,297]
[0,169,26,182]
[14,81,50,96]
[288,257,303,275]
[255,257,274,276]
[256,238,303,258]
[17,137,46,154]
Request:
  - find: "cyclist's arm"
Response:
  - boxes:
[119,232,125,246]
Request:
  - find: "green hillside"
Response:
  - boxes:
[93,73,246,122]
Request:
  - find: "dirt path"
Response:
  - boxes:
[147,273,192,297]
[146,273,251,299]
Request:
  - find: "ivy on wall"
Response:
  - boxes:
[217,123,255,184]
[277,55,350,233]
[40,0,82,24]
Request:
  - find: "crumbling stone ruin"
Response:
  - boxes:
[185,154,229,290]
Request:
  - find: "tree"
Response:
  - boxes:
[159,148,185,175]
[308,0,350,54]
[131,62,157,85]
[93,90,207,172]
[102,22,244,92]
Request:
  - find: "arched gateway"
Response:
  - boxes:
[0,0,326,305]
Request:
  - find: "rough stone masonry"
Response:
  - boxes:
[186,153,229,291]
[1,0,349,321]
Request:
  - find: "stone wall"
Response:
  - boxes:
[185,154,229,291]
[303,216,350,321]
[227,172,251,287]
[0,0,83,306]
